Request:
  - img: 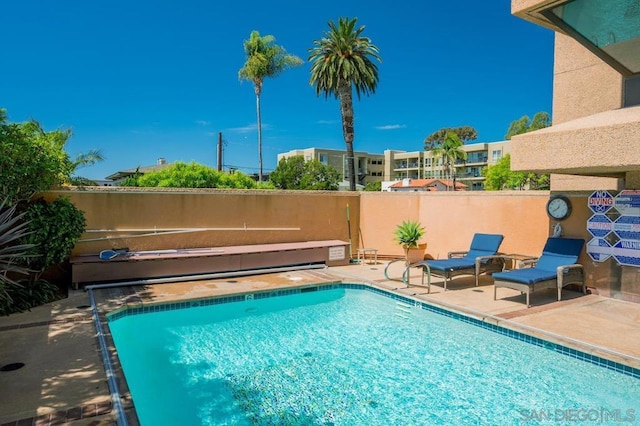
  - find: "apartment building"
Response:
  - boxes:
[510,0,640,300]
[277,148,385,187]
[279,142,511,190]
[383,141,510,190]
[511,0,640,190]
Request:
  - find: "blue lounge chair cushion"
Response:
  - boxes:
[469,233,504,254]
[493,237,584,284]
[493,268,557,284]
[427,258,478,272]
[423,233,504,271]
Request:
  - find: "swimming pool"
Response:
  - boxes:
[108,285,640,425]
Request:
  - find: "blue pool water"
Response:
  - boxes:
[108,287,640,425]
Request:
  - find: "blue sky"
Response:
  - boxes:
[1,0,554,180]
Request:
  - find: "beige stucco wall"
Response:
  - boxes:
[360,191,551,259]
[43,188,361,257]
[553,34,624,125]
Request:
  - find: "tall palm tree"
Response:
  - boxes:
[309,17,381,191]
[432,132,467,190]
[239,31,302,182]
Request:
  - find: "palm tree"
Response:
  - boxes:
[69,149,105,186]
[432,132,467,190]
[239,31,302,182]
[309,17,381,191]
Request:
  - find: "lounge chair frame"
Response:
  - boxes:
[492,237,585,307]
[420,252,505,291]
[493,258,585,307]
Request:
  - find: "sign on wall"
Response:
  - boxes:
[586,190,640,267]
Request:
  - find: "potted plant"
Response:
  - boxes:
[393,220,426,264]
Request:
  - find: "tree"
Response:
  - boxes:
[431,132,467,188]
[69,149,105,185]
[482,154,549,190]
[269,156,340,190]
[129,162,258,189]
[505,111,550,140]
[0,110,73,205]
[239,31,303,183]
[309,17,381,191]
[483,154,522,190]
[424,126,478,150]
[363,181,381,191]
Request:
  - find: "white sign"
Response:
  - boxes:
[614,190,640,216]
[587,214,612,238]
[613,240,640,267]
[586,238,612,262]
[328,246,346,261]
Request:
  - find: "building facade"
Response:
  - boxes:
[511,0,640,300]
[383,141,510,191]
[511,0,640,190]
[277,148,385,187]
[279,142,511,191]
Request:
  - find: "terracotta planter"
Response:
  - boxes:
[405,243,427,264]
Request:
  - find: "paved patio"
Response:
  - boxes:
[1,262,639,425]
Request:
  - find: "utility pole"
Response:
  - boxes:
[217,132,223,171]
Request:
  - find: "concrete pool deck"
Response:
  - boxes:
[1,262,640,425]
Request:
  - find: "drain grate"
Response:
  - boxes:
[0,362,25,372]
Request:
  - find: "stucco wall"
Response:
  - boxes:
[553,34,623,125]
[360,191,550,259]
[43,188,361,258]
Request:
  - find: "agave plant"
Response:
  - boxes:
[393,220,425,249]
[0,198,35,301]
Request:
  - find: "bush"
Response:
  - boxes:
[20,197,86,275]
[134,162,258,189]
[0,109,73,205]
[269,156,340,190]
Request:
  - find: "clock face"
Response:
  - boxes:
[547,196,571,220]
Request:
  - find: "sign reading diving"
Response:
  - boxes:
[588,191,614,214]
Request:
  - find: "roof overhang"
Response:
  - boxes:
[511,105,640,177]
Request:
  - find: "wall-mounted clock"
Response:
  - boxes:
[546,195,572,221]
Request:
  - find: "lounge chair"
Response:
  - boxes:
[416,233,505,292]
[493,237,585,307]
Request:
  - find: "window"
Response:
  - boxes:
[543,0,640,76]
[492,150,502,162]
[625,75,640,107]
[318,153,328,165]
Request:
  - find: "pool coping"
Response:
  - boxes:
[98,280,640,425]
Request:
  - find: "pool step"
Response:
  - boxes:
[394,301,412,318]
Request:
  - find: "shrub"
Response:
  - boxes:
[0,198,35,303]
[20,197,86,276]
